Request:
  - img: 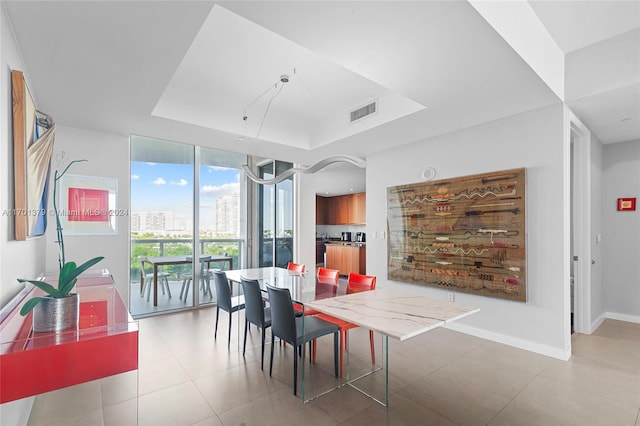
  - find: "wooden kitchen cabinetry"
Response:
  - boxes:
[316,193,366,225]
[316,195,328,225]
[325,244,366,276]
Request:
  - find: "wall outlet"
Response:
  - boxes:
[447,292,455,303]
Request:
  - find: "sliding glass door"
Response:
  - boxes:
[130,136,246,317]
[258,161,293,268]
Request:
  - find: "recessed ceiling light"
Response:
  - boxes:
[237,136,245,141]
[350,188,354,191]
[621,117,632,122]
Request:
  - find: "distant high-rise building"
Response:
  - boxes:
[131,211,177,234]
[215,192,239,236]
[130,212,141,232]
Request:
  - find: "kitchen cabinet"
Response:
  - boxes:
[316,193,366,225]
[316,195,328,225]
[325,244,366,275]
[316,241,326,265]
[350,192,366,224]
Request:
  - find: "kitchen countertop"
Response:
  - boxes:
[324,241,366,247]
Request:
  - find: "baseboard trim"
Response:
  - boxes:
[589,312,607,334]
[606,312,640,324]
[445,322,570,361]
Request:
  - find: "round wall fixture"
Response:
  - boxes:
[421,167,436,181]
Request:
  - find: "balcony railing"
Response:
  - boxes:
[130,238,244,282]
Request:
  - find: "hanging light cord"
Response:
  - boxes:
[256,81,285,139]
[242,74,289,139]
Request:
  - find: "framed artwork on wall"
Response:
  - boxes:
[617,198,636,211]
[387,167,527,302]
[58,175,118,235]
[12,69,55,240]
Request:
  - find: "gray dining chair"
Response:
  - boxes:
[179,255,212,302]
[266,284,338,395]
[138,256,171,301]
[213,270,245,345]
[240,278,270,369]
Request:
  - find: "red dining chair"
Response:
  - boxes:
[314,273,377,378]
[287,262,305,273]
[294,267,339,316]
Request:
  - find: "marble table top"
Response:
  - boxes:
[305,288,479,341]
[224,267,303,283]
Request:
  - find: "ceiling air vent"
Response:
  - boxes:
[350,100,377,123]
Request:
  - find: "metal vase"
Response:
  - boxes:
[32,293,79,332]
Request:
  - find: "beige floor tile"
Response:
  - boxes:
[190,415,225,426]
[46,409,104,426]
[592,320,640,343]
[311,385,378,423]
[28,380,102,425]
[137,332,175,364]
[391,327,484,371]
[138,381,214,426]
[341,392,457,426]
[177,344,251,380]
[217,387,338,425]
[102,398,138,426]
[194,360,288,414]
[100,370,138,407]
[437,343,540,399]
[571,334,640,374]
[469,340,553,375]
[509,376,639,426]
[540,354,640,408]
[399,370,511,425]
[487,398,575,426]
[138,352,191,395]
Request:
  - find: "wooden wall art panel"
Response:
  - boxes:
[387,168,527,302]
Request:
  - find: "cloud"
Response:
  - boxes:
[131,174,139,180]
[171,179,188,186]
[146,162,157,166]
[206,165,232,172]
[202,182,239,196]
[153,177,166,185]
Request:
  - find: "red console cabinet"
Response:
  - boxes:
[0,270,138,403]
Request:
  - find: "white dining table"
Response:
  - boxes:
[305,288,479,405]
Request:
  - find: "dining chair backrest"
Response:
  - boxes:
[346,273,376,294]
[316,267,339,286]
[266,284,297,346]
[240,278,266,327]
[287,262,305,273]
[138,256,148,274]
[212,270,232,312]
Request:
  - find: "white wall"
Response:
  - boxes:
[0,1,47,309]
[602,139,640,322]
[44,126,131,301]
[366,103,570,359]
[296,173,317,273]
[0,2,36,423]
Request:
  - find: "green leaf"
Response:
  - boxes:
[58,261,77,288]
[58,257,104,295]
[20,296,46,315]
[17,278,61,297]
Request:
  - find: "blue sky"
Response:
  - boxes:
[131,162,240,229]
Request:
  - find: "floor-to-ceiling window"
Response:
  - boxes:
[258,160,293,268]
[129,136,246,317]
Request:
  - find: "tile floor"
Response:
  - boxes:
[26,309,640,426]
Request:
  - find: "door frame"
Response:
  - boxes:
[568,109,592,334]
